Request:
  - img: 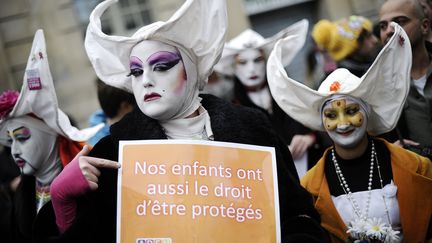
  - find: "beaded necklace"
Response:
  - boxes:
[331,140,391,224]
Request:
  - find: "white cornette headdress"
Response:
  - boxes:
[85,0,227,92]
[214,19,309,76]
[0,30,103,146]
[267,23,411,135]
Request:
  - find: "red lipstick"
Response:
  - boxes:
[15,159,26,168]
[144,93,161,102]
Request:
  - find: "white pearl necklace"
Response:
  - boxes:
[331,141,377,221]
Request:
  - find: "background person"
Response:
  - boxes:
[0,30,102,243]
[311,15,381,79]
[87,78,135,146]
[214,21,326,176]
[379,0,432,156]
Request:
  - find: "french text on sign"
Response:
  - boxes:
[136,200,186,216]
[214,183,252,199]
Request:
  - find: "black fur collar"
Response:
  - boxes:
[110,94,274,147]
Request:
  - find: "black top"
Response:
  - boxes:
[337,58,372,78]
[233,77,311,145]
[324,138,393,197]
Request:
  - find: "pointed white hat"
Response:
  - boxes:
[214,19,309,76]
[85,0,228,92]
[267,23,411,135]
[0,30,103,146]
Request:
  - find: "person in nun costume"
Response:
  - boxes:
[267,22,432,243]
[214,20,329,177]
[0,30,102,243]
[33,0,327,242]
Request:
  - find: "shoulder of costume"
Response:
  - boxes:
[109,107,165,142]
[88,135,117,160]
[378,138,432,176]
[300,148,331,191]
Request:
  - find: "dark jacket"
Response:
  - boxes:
[397,41,432,147]
[34,94,327,243]
[233,77,310,144]
[0,147,21,243]
[12,176,38,243]
[380,41,432,159]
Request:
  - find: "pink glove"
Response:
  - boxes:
[51,145,120,233]
[50,156,90,233]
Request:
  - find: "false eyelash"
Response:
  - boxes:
[127,69,144,77]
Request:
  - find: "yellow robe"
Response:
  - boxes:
[301,139,432,243]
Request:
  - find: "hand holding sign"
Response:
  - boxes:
[77,146,121,190]
[51,145,120,233]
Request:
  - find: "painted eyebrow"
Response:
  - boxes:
[146,51,181,66]
[345,105,360,111]
[12,126,26,134]
[130,56,143,68]
[254,55,265,61]
[323,108,336,113]
[9,126,31,139]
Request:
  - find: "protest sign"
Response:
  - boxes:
[117,140,280,243]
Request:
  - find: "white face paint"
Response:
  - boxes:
[6,118,57,175]
[322,98,368,148]
[130,41,188,120]
[234,48,266,87]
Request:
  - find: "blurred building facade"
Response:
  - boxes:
[0,0,384,127]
